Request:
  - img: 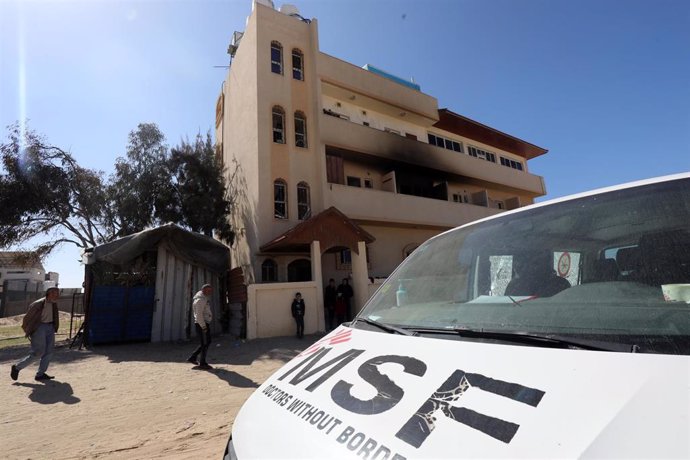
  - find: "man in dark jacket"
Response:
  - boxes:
[11,287,60,382]
[291,292,305,339]
[337,278,354,321]
[323,278,337,331]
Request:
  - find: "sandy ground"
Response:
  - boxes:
[0,332,315,459]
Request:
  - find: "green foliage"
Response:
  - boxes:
[167,132,234,243]
[1,122,234,258]
[0,123,113,256]
[109,123,173,237]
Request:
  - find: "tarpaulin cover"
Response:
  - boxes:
[88,223,229,273]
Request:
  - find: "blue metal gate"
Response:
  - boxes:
[88,285,155,344]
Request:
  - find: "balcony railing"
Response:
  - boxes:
[324,183,502,229]
[320,114,546,196]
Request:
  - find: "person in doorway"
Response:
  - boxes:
[323,278,337,331]
[334,292,347,326]
[11,287,60,382]
[337,278,354,321]
[291,292,305,339]
[187,284,213,370]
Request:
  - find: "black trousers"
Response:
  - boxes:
[189,323,211,364]
[294,316,304,338]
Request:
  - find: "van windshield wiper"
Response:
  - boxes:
[351,317,417,336]
[409,326,635,352]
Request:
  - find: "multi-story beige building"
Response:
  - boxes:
[216,1,548,333]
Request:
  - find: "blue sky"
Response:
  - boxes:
[1,0,689,287]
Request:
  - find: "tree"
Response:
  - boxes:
[166,132,234,243]
[108,123,173,237]
[1,122,234,260]
[0,123,114,258]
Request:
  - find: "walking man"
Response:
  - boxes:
[187,284,213,370]
[11,287,60,382]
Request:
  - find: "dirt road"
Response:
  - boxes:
[1,333,311,459]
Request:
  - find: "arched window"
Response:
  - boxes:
[294,111,307,148]
[274,179,287,219]
[288,259,312,282]
[261,259,278,282]
[297,182,310,220]
[292,49,304,80]
[272,106,285,144]
[271,41,283,74]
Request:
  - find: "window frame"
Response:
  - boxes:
[274,179,288,219]
[271,41,283,75]
[297,182,311,220]
[294,111,307,148]
[272,106,285,144]
[261,259,278,282]
[292,49,304,80]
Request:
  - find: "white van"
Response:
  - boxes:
[225,173,690,459]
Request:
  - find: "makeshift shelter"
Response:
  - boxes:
[83,224,230,345]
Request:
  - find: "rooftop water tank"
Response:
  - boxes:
[279,4,300,16]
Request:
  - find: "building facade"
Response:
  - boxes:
[216,1,548,331]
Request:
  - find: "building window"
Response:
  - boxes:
[294,111,307,148]
[364,179,373,189]
[297,182,310,220]
[500,156,524,171]
[346,176,362,187]
[274,179,287,219]
[362,121,370,127]
[427,133,464,153]
[292,49,304,80]
[468,146,496,163]
[271,41,283,74]
[452,193,470,204]
[261,259,277,282]
[272,106,285,144]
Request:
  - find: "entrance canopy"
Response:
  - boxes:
[260,207,375,254]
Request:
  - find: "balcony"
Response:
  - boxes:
[320,114,546,196]
[324,183,502,229]
[318,53,439,126]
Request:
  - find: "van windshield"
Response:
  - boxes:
[359,177,690,355]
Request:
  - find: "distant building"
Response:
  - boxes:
[0,252,50,286]
[215,1,549,335]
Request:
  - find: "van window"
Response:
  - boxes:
[360,177,690,355]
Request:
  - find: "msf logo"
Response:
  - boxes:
[279,346,545,448]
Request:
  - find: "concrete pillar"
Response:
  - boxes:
[311,240,325,332]
[351,241,369,316]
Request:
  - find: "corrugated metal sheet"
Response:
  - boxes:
[151,244,222,342]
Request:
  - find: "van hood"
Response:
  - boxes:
[231,327,690,459]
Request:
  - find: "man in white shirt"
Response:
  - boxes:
[187,284,213,370]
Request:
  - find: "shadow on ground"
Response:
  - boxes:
[12,380,81,405]
[0,333,325,369]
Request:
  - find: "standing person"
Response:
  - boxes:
[323,279,337,331]
[187,284,213,370]
[337,278,354,321]
[11,287,60,382]
[291,292,305,339]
